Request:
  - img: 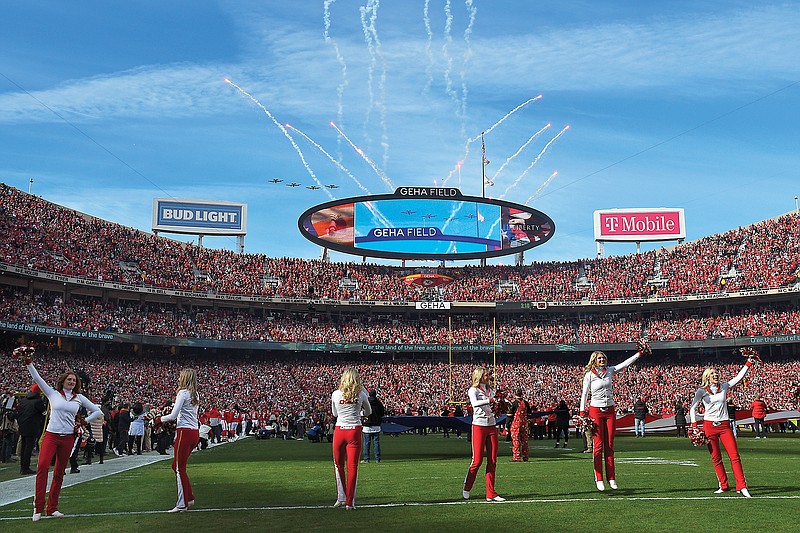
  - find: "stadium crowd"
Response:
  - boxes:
[2,184,799,302]
[2,288,799,344]
[2,346,798,423]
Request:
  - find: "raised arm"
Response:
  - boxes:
[26,363,55,397]
[614,339,651,372]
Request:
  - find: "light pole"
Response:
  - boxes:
[28,177,33,194]
[795,195,798,213]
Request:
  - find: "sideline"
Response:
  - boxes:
[0,437,243,508]
[1,494,799,521]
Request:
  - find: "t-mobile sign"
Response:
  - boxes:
[594,208,685,242]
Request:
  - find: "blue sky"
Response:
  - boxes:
[1,1,798,265]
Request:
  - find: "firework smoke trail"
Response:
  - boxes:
[459,0,478,138]
[365,0,390,172]
[470,94,543,142]
[443,94,543,186]
[423,0,434,95]
[330,121,395,191]
[500,125,570,199]
[225,79,333,200]
[442,0,459,108]
[285,123,393,227]
[360,2,378,139]
[323,0,349,162]
[525,171,559,205]
[490,123,551,183]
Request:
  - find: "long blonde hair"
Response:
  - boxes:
[177,369,199,405]
[339,367,362,404]
[584,351,605,374]
[471,367,489,388]
[701,368,717,388]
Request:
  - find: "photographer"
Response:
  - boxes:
[16,384,46,474]
[1,391,19,463]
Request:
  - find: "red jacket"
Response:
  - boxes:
[751,399,768,419]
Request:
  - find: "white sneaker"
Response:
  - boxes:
[48,511,65,518]
[333,501,345,508]
[167,506,186,513]
[739,488,752,498]
[187,500,195,509]
[608,480,618,490]
[714,488,729,494]
[596,480,606,491]
[32,513,41,522]
[462,490,470,500]
[486,495,506,502]
[345,505,356,510]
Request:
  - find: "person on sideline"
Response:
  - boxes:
[156,369,200,513]
[508,388,530,461]
[750,395,768,439]
[553,400,571,448]
[331,368,371,510]
[15,383,45,475]
[17,346,102,522]
[633,398,649,438]
[463,367,505,502]
[688,348,759,498]
[674,398,688,438]
[362,389,384,463]
[579,340,651,491]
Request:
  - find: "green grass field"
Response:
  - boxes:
[1,432,798,532]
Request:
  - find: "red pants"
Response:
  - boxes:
[703,420,747,491]
[34,432,74,515]
[511,421,529,461]
[590,406,617,481]
[333,426,363,506]
[463,425,499,498]
[172,428,199,509]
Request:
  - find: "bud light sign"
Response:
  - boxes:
[153,198,247,235]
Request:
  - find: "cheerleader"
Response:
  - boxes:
[17,347,102,522]
[331,368,371,510]
[688,349,758,497]
[156,368,200,512]
[463,367,505,502]
[579,340,650,491]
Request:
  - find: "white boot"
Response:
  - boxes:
[596,480,605,491]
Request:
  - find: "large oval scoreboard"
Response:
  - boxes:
[298,187,555,260]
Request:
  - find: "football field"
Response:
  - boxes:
[1,432,797,532]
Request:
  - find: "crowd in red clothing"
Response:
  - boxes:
[2,288,799,344]
[2,184,799,302]
[2,345,797,421]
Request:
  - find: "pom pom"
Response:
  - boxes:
[636,339,652,356]
[740,347,761,365]
[688,426,709,447]
[12,345,35,365]
[575,415,595,435]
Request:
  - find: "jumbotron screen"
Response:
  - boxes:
[298,187,555,260]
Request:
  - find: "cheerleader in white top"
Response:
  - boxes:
[688,348,758,497]
[156,368,200,512]
[331,368,372,510]
[462,367,505,502]
[16,347,102,522]
[579,340,650,491]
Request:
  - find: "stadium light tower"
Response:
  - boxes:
[795,195,798,213]
[28,177,33,194]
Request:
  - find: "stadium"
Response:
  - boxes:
[2,2,800,532]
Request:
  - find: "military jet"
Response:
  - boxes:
[268,178,283,183]
[401,210,416,215]
[286,182,301,187]
[306,185,321,190]
[325,184,339,189]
